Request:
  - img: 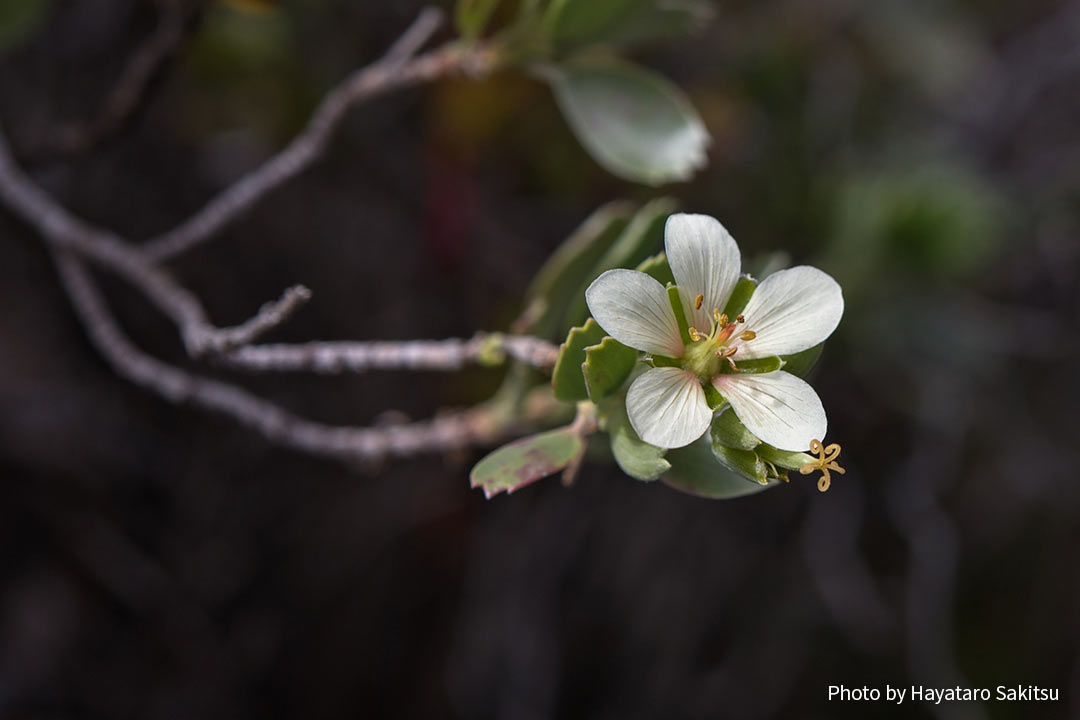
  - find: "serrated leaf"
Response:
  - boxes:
[721,275,756,318]
[710,408,759,451]
[544,0,713,49]
[541,58,710,186]
[563,198,675,328]
[552,319,606,401]
[604,399,669,481]
[455,0,502,39]
[780,343,824,378]
[661,435,774,499]
[583,337,638,401]
[635,252,674,285]
[470,427,584,499]
[517,201,632,338]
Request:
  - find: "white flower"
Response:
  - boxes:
[585,213,844,450]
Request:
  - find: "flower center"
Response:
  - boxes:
[681,303,758,380]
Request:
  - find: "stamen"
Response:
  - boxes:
[694,293,704,310]
[799,439,845,492]
[726,356,739,372]
[739,330,757,341]
[715,311,728,327]
[736,314,745,324]
[688,327,705,342]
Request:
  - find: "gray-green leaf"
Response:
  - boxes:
[470,427,584,498]
[540,58,710,186]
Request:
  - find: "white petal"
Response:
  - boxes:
[736,266,844,359]
[627,367,712,449]
[665,213,741,332]
[585,269,685,357]
[711,371,826,451]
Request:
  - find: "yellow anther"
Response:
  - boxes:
[799,439,845,492]
[694,293,704,310]
[688,327,704,342]
[716,312,728,327]
[736,314,745,324]
[739,330,757,341]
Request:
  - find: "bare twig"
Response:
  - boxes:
[53,251,519,463]
[222,333,559,374]
[144,7,498,262]
[0,125,306,357]
[26,0,204,160]
[199,284,313,353]
[0,7,555,468]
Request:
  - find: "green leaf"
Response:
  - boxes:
[635,252,674,285]
[604,399,669,481]
[517,201,632,338]
[562,197,675,328]
[455,0,502,39]
[544,0,713,49]
[540,58,710,186]
[711,443,769,485]
[470,427,585,498]
[710,408,759,451]
[721,276,756,318]
[780,343,823,378]
[667,285,691,346]
[552,319,606,401]
[661,435,774,500]
[583,337,638,401]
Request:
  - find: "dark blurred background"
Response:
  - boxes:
[1,0,1079,718]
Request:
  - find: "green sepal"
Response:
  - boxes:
[600,398,669,481]
[583,336,638,401]
[518,202,631,338]
[703,382,726,410]
[651,354,681,368]
[721,275,756,318]
[711,443,769,485]
[756,444,814,472]
[661,435,774,499]
[552,319,606,402]
[710,408,759,451]
[470,427,584,499]
[563,198,675,329]
[717,355,784,375]
[667,285,691,345]
[780,343,824,378]
[635,251,674,286]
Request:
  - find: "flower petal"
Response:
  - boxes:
[665,213,741,332]
[627,367,712,449]
[711,371,826,451]
[585,269,685,357]
[736,266,843,359]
